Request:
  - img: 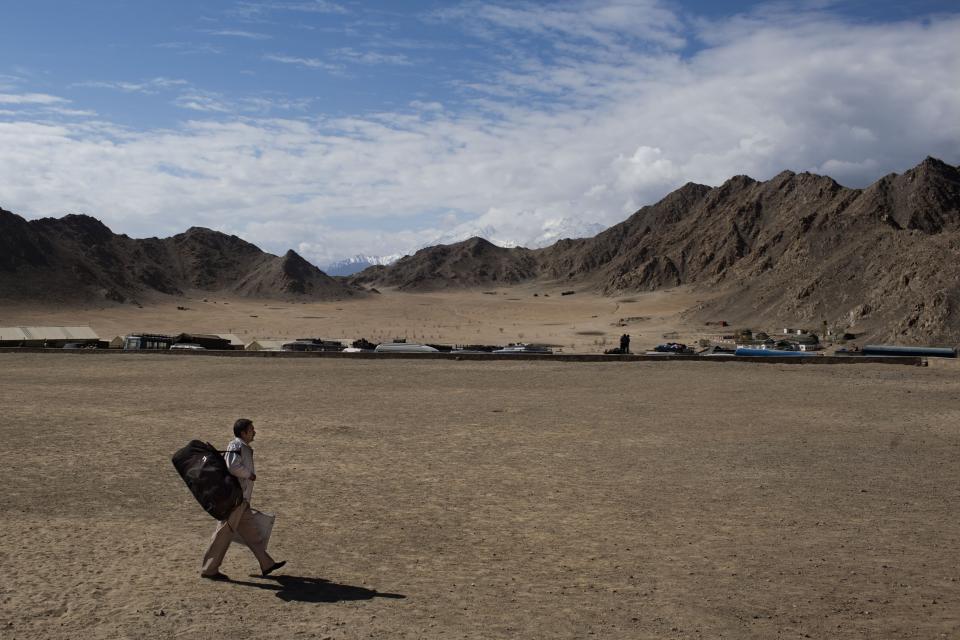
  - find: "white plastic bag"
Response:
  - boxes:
[233,508,275,549]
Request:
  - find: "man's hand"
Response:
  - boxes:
[250,473,257,481]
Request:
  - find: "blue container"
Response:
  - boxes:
[735,347,818,357]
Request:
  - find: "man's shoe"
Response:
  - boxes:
[201,572,230,581]
[262,561,286,577]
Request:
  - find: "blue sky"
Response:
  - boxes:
[1,1,958,266]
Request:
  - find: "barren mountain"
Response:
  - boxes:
[350,237,538,290]
[0,211,362,303]
[4,157,958,342]
[356,157,960,343]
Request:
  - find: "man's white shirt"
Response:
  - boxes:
[224,437,255,502]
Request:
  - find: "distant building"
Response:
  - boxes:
[795,332,821,350]
[282,338,345,352]
[123,334,177,350]
[123,332,238,350]
[214,333,246,350]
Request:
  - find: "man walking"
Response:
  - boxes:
[201,418,286,581]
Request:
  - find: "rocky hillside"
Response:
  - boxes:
[356,157,960,343]
[350,237,538,290]
[0,211,362,303]
[4,157,958,342]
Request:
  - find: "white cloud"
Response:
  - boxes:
[205,29,272,39]
[0,93,68,105]
[43,107,98,118]
[0,4,958,265]
[173,93,233,113]
[435,0,686,52]
[232,1,347,19]
[155,42,223,55]
[74,77,189,94]
[263,54,342,72]
[331,48,412,66]
[171,90,313,114]
[0,75,24,91]
[612,146,681,193]
[410,101,444,112]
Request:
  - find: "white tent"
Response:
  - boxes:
[0,326,99,340]
[0,326,100,345]
[215,333,246,349]
[246,339,288,351]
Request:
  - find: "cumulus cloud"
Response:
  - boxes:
[1,2,958,265]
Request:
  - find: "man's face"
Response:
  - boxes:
[242,424,256,443]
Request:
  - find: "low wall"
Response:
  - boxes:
[0,347,925,366]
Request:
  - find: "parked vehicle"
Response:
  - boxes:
[648,342,694,355]
[171,343,205,350]
[698,345,736,356]
[492,343,553,354]
[374,342,439,353]
[282,339,345,352]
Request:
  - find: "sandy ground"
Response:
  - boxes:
[1,351,958,639]
[0,284,711,353]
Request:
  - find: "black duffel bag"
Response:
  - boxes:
[172,440,243,521]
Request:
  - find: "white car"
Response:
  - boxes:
[492,343,553,354]
[374,342,439,353]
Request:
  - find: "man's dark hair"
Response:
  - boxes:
[233,418,254,438]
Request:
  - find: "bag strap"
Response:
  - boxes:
[205,441,235,455]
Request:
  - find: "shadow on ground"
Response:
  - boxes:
[229,574,406,603]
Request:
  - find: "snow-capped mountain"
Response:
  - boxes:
[324,253,404,276]
[533,218,607,247]
[324,218,607,275]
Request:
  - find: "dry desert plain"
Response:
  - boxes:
[0,284,710,353]
[1,287,960,639]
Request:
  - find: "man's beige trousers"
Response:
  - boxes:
[201,501,275,576]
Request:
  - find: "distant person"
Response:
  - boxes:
[201,418,286,581]
[620,333,630,354]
